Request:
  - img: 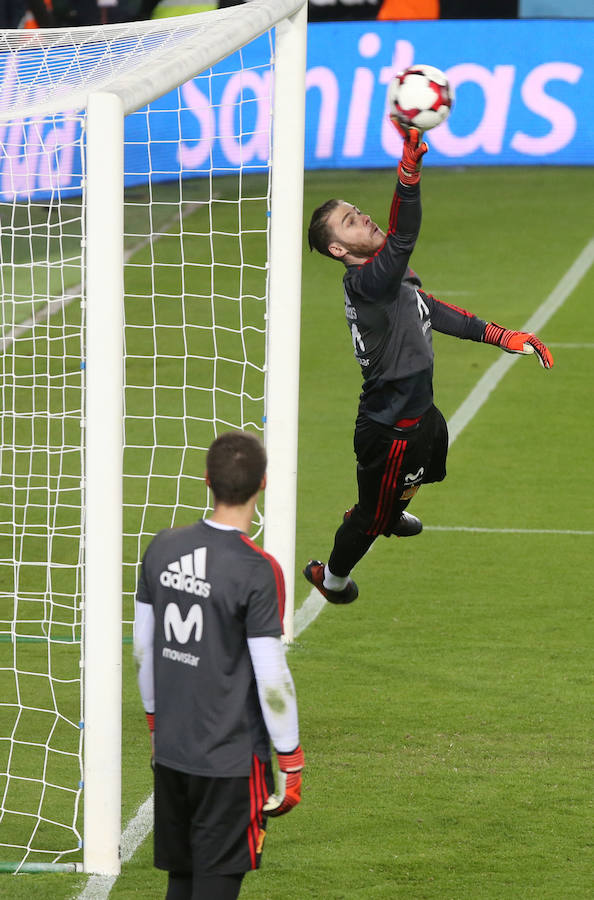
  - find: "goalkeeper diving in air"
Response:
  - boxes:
[304,125,553,605]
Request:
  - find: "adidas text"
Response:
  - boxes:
[160,569,211,598]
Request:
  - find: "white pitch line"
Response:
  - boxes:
[448,238,594,447]
[293,588,327,638]
[548,342,594,349]
[76,796,154,899]
[77,236,594,899]
[0,202,205,353]
[425,525,594,536]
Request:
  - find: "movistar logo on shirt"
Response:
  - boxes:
[159,547,211,598]
[162,603,203,668]
[164,603,203,643]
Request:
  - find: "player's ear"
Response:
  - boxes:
[260,474,267,491]
[205,473,211,488]
[328,242,347,260]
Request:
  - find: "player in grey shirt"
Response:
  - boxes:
[304,127,553,605]
[135,431,304,900]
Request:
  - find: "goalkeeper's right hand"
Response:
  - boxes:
[263,745,305,817]
[483,322,554,369]
[398,128,428,187]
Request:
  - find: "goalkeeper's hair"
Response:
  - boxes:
[206,431,267,506]
[308,199,343,259]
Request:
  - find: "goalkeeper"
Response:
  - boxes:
[134,431,304,900]
[304,126,553,604]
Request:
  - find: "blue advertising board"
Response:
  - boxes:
[304,20,594,168]
[0,20,592,202]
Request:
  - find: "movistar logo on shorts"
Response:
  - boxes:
[404,467,424,484]
[159,547,211,598]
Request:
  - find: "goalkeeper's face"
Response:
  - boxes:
[326,202,386,264]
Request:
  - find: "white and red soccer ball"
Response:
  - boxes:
[388,64,454,132]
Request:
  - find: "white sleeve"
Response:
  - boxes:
[134,600,155,714]
[247,635,299,753]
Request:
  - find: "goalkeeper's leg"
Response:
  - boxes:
[327,510,376,578]
[312,410,444,580]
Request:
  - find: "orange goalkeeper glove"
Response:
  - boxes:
[397,127,428,187]
[263,745,305,817]
[483,322,554,369]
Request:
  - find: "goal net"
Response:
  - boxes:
[0,0,306,875]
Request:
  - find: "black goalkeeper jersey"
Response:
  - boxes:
[136,520,284,778]
[343,181,486,425]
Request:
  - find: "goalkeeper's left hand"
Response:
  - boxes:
[397,127,428,187]
[263,745,305,818]
[483,322,554,369]
[389,116,412,139]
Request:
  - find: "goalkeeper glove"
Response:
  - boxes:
[263,745,305,818]
[483,322,554,369]
[397,127,428,187]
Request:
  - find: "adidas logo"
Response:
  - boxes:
[159,548,211,599]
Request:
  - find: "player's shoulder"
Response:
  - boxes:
[236,534,284,583]
[402,265,422,289]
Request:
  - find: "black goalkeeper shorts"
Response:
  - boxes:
[353,403,448,537]
[153,755,274,876]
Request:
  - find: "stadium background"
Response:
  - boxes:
[2,17,594,200]
[1,7,593,899]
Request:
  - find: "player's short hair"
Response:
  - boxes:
[308,198,343,259]
[206,431,267,505]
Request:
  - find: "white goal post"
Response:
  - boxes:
[0,0,306,876]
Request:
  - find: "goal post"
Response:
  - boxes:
[0,0,307,876]
[83,90,125,876]
[264,3,307,645]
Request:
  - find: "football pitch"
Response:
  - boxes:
[3,164,594,898]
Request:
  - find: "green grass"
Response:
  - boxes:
[1,166,594,897]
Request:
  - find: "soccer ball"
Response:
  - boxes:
[388,64,454,132]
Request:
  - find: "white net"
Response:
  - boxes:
[0,1,295,869]
[120,52,273,614]
[0,112,86,869]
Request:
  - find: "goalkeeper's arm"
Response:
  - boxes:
[247,636,304,817]
[423,292,554,369]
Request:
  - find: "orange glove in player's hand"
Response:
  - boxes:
[389,116,411,139]
[397,127,428,187]
[483,322,554,369]
[263,745,305,817]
